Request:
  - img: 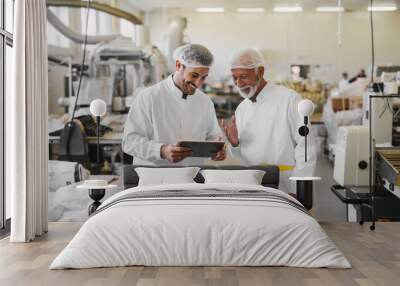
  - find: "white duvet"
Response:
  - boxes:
[50,183,351,269]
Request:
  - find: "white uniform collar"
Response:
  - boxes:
[166,74,189,100]
[253,81,273,103]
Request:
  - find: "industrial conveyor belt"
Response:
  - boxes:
[377,149,400,186]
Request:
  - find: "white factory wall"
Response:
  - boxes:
[147,10,400,84]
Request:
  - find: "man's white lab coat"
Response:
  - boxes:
[229,82,317,193]
[122,75,222,165]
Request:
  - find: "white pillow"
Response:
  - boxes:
[200,169,266,185]
[135,167,201,186]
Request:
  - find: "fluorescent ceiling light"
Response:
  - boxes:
[237,8,265,13]
[273,6,303,13]
[316,6,344,12]
[196,7,225,13]
[368,6,397,11]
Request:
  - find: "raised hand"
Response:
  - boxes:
[222,115,239,147]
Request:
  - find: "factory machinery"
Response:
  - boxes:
[376,149,400,198]
[331,75,400,229]
[46,1,189,172]
[47,1,172,115]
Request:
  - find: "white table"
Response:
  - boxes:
[77,177,119,215]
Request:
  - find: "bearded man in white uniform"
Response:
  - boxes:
[122,44,225,165]
[222,49,316,195]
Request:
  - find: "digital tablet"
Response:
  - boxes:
[177,141,225,158]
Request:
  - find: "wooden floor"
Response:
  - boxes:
[0,222,399,286]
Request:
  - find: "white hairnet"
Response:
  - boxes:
[230,48,265,69]
[173,44,214,68]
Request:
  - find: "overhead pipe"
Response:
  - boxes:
[47,8,119,45]
[46,0,143,25]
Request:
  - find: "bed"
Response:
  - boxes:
[50,165,350,269]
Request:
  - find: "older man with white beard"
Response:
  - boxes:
[222,48,316,195]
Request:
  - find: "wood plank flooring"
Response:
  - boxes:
[0,222,399,286]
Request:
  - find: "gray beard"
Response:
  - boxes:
[238,75,260,99]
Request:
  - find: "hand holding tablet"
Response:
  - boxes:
[160,144,193,163]
[177,141,225,158]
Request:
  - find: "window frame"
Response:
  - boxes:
[0,0,13,232]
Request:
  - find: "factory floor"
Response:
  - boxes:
[313,156,347,221]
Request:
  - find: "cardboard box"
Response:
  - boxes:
[331,97,349,112]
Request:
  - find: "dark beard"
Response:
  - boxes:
[183,80,197,95]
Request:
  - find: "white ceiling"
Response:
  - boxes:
[120,0,400,12]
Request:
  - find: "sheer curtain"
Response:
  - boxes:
[7,0,48,242]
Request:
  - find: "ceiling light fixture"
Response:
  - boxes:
[273,6,303,13]
[196,7,225,13]
[367,6,397,11]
